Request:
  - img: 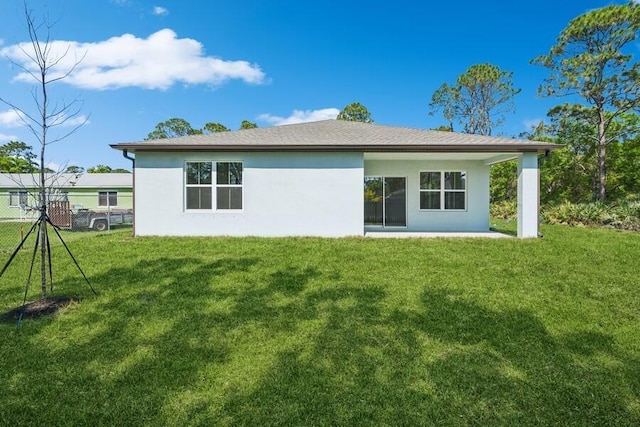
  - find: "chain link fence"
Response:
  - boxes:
[0,193,133,254]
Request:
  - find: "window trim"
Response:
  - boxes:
[98,190,118,208]
[185,161,213,211]
[419,170,467,211]
[184,161,244,212]
[215,161,243,211]
[8,191,29,207]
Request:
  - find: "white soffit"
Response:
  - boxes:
[364,152,519,162]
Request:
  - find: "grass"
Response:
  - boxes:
[0,221,132,254]
[0,226,639,425]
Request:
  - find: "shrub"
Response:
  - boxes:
[609,201,640,231]
[542,201,640,230]
[490,200,517,220]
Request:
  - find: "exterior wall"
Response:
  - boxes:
[364,159,491,232]
[134,151,364,237]
[0,190,37,220]
[66,188,133,211]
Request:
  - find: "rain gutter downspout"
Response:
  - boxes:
[123,149,135,166]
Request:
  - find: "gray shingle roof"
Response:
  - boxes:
[111,120,561,153]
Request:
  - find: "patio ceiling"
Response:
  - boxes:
[364,152,519,164]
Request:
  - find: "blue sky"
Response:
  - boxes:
[0,0,636,171]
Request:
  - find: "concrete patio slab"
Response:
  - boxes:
[364,231,513,239]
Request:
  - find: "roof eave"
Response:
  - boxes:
[110,143,563,153]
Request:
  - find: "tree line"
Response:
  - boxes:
[429,2,640,206]
[144,118,258,140]
[0,141,130,174]
[143,102,373,140]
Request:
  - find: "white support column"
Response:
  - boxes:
[517,152,540,238]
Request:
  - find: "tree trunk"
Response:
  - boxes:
[39,139,47,299]
[39,65,48,299]
[597,109,607,202]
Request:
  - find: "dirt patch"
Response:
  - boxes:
[1,296,78,322]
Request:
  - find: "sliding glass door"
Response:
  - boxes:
[384,177,406,227]
[364,176,406,227]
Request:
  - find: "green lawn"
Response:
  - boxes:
[0,221,131,254]
[0,226,639,426]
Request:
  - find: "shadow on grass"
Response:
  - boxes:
[1,255,639,425]
[222,288,640,425]
[0,255,260,425]
[410,290,639,424]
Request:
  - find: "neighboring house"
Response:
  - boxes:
[110,120,560,238]
[0,173,133,221]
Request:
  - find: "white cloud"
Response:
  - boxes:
[50,113,90,128]
[153,6,169,16]
[0,133,18,142]
[259,108,340,126]
[0,28,266,90]
[0,110,24,127]
[0,109,88,129]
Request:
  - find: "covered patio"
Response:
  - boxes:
[363,151,543,238]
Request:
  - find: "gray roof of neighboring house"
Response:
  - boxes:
[0,173,132,189]
[111,119,562,153]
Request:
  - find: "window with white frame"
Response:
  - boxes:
[185,161,243,210]
[216,162,243,210]
[419,171,466,210]
[98,191,118,207]
[9,191,29,207]
[186,162,213,210]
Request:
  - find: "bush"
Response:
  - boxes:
[490,200,517,220]
[609,201,640,231]
[542,201,640,231]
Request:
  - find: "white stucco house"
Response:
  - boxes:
[110,120,560,238]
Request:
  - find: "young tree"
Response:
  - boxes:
[0,3,87,299]
[531,2,640,201]
[145,118,201,140]
[337,102,374,123]
[429,63,520,136]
